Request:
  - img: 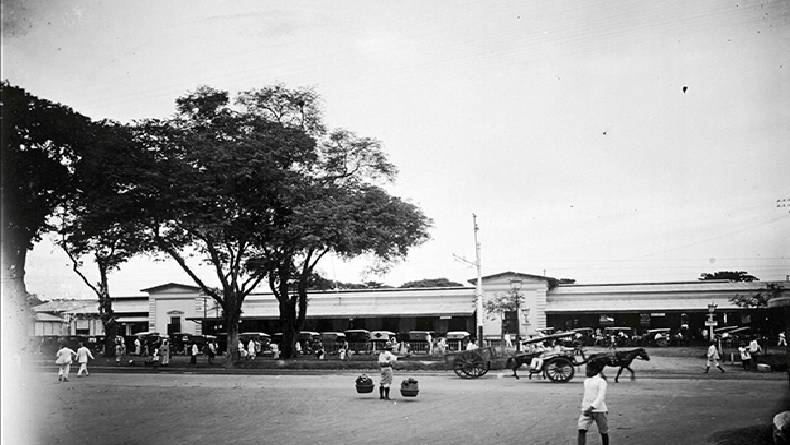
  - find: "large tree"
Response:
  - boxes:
[59,121,151,355]
[1,82,91,340]
[400,278,464,288]
[137,86,318,366]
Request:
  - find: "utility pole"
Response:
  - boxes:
[474,214,484,348]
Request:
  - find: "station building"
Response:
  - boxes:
[78,271,787,341]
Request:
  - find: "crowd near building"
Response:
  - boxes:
[33,271,789,349]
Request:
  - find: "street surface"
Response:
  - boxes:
[16,370,788,445]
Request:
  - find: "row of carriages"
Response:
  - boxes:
[237,330,475,357]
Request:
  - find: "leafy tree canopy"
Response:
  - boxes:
[699,271,758,282]
[730,283,783,308]
[400,278,464,288]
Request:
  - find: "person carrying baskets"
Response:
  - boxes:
[378,344,397,400]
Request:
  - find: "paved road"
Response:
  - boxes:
[11,370,788,445]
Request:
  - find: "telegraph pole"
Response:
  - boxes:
[474,214,484,347]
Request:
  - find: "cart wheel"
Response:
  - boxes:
[453,353,487,379]
[544,357,575,383]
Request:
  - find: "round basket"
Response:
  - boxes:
[356,383,374,393]
[400,379,419,397]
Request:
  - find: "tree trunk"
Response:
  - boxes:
[1,227,31,341]
[97,264,117,357]
[223,308,240,368]
[280,298,298,359]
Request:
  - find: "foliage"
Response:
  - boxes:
[1,82,92,303]
[400,278,464,288]
[699,271,758,282]
[483,290,522,320]
[138,84,430,361]
[730,283,783,308]
[59,121,153,355]
[547,277,576,289]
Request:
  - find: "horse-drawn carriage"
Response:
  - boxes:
[444,345,495,379]
[506,331,583,383]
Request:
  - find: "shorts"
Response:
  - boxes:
[578,411,608,434]
[380,367,393,386]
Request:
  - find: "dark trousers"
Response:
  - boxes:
[190,355,197,364]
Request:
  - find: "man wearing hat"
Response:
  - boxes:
[378,344,397,399]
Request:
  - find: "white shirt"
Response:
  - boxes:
[378,350,396,366]
[748,340,760,353]
[191,344,199,356]
[56,347,76,364]
[707,344,719,359]
[581,374,608,412]
[76,346,94,363]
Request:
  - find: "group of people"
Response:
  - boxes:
[55,342,94,382]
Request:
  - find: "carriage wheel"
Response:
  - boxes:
[544,357,575,383]
[453,354,487,379]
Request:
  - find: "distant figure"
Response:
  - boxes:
[466,341,478,351]
[778,332,787,347]
[738,346,752,370]
[505,333,513,349]
[55,343,77,382]
[271,343,280,360]
[248,339,256,361]
[704,341,725,373]
[238,341,247,359]
[160,340,170,367]
[134,337,141,356]
[748,338,762,359]
[76,342,94,377]
[190,342,199,365]
[115,341,123,366]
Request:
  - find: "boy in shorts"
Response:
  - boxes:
[578,362,609,445]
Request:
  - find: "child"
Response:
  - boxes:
[55,343,77,382]
[76,342,94,377]
[578,363,609,445]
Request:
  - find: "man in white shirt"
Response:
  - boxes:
[704,341,725,373]
[578,363,609,445]
[76,343,94,377]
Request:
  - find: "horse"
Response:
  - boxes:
[506,353,543,380]
[585,347,650,382]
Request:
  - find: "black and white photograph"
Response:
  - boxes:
[2,1,789,444]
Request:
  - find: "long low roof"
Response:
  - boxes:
[239,287,476,319]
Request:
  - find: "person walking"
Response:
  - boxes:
[160,339,170,367]
[577,362,609,445]
[76,342,94,377]
[114,339,123,366]
[378,344,397,400]
[190,342,199,365]
[133,337,141,356]
[248,339,256,361]
[778,332,787,348]
[738,345,752,370]
[704,341,725,373]
[55,342,77,382]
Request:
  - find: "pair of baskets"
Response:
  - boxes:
[354,375,420,397]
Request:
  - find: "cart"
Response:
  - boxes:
[370,331,396,352]
[507,331,583,383]
[444,346,495,379]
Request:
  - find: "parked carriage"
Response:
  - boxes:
[645,328,671,347]
[370,331,396,352]
[407,331,433,355]
[446,331,470,351]
[344,330,372,355]
[298,331,320,354]
[319,332,347,355]
[444,346,495,379]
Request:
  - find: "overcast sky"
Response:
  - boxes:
[3,0,789,299]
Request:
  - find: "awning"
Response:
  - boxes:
[116,316,148,323]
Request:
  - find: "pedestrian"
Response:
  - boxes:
[748,338,762,360]
[134,337,141,356]
[55,342,77,382]
[76,342,94,377]
[160,339,170,367]
[248,339,256,361]
[115,339,123,366]
[204,342,214,364]
[190,342,198,365]
[577,362,609,445]
[704,341,725,373]
[778,332,787,348]
[152,343,160,369]
[378,344,397,400]
[738,345,752,370]
[238,340,247,359]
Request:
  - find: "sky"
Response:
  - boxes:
[3,0,789,299]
